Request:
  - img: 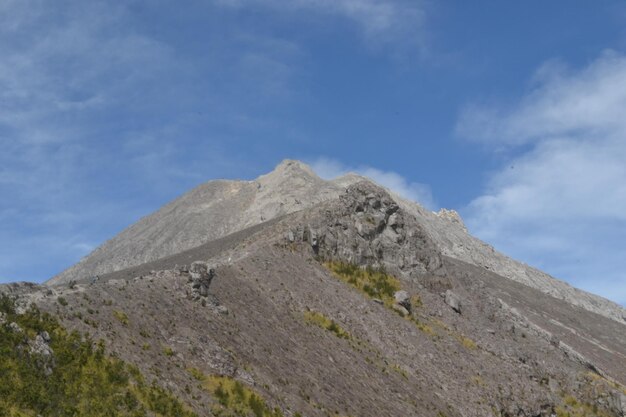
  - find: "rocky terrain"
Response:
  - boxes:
[49,160,625,324]
[2,160,626,417]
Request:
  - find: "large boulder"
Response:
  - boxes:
[8,322,22,333]
[394,290,412,314]
[29,332,55,376]
[187,261,215,301]
[444,290,462,314]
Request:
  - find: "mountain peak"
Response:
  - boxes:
[270,159,318,178]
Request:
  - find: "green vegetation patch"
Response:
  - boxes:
[324,261,401,306]
[0,294,197,417]
[204,374,285,417]
[555,394,613,417]
[586,371,626,395]
[303,311,351,340]
[457,335,477,350]
[113,310,129,326]
[325,261,438,337]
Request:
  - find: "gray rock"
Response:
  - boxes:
[15,299,30,315]
[187,262,215,301]
[305,226,319,250]
[289,182,443,279]
[9,322,22,333]
[190,261,209,276]
[0,311,6,325]
[444,290,462,314]
[30,334,53,357]
[29,334,55,376]
[394,290,411,313]
[392,304,409,317]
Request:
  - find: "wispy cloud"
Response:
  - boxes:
[0,0,428,283]
[310,157,436,209]
[457,50,626,147]
[458,51,626,305]
[214,0,425,47]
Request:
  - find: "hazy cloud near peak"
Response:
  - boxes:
[459,51,626,305]
[310,157,436,210]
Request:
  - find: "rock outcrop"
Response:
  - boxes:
[394,290,412,314]
[187,261,215,299]
[443,290,462,314]
[29,331,54,375]
[436,208,467,232]
[289,182,445,280]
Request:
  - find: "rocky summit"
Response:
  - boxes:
[2,160,626,417]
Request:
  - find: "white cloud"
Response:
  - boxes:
[310,157,436,209]
[0,1,183,282]
[457,50,626,147]
[459,51,626,305]
[215,0,425,46]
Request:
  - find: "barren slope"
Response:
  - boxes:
[6,182,625,417]
[49,160,625,325]
[49,160,344,285]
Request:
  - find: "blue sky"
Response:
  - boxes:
[1,1,625,306]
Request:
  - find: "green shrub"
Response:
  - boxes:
[325,261,438,337]
[325,261,400,305]
[458,335,477,350]
[203,374,288,417]
[303,311,351,340]
[187,367,205,381]
[113,310,129,326]
[0,294,197,417]
[57,297,68,307]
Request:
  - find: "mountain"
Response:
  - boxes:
[49,160,625,324]
[49,160,347,286]
[2,160,625,417]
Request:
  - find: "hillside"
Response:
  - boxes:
[49,160,625,324]
[1,162,625,416]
